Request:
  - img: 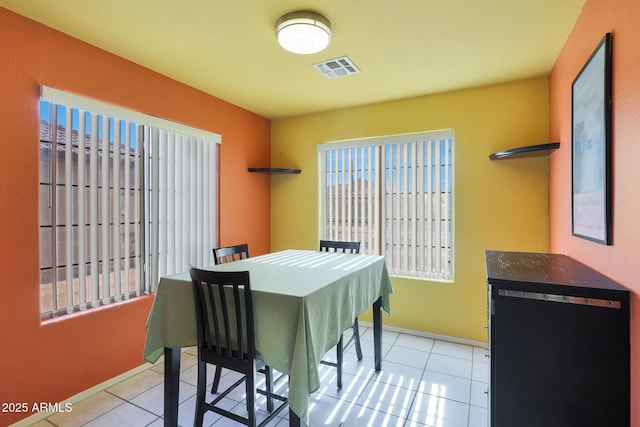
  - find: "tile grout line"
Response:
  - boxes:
[401,348,432,427]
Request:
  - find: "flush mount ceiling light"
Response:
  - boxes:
[276,11,332,55]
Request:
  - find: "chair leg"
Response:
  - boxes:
[194,360,207,427]
[336,334,343,389]
[210,366,222,394]
[352,318,363,361]
[265,365,274,412]
[246,370,257,427]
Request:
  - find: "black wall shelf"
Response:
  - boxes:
[489,142,560,160]
[248,167,301,174]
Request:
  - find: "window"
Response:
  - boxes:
[39,87,220,319]
[318,130,454,280]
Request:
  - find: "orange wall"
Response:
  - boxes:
[0,8,270,425]
[549,0,640,424]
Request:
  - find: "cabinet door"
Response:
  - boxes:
[491,288,628,427]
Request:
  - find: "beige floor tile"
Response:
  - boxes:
[355,380,416,419]
[46,391,125,427]
[425,353,473,379]
[129,380,197,416]
[24,420,55,427]
[30,332,485,427]
[407,392,470,427]
[419,371,472,404]
[432,340,474,360]
[82,402,157,427]
[106,369,164,401]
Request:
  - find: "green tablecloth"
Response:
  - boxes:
[143,249,393,423]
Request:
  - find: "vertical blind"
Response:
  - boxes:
[322,146,380,254]
[147,127,218,290]
[318,130,454,280]
[39,87,220,318]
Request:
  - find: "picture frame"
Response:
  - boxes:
[571,33,612,245]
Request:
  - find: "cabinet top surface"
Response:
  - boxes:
[485,250,628,293]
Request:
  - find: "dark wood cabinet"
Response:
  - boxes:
[485,251,629,427]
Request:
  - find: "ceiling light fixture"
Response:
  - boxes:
[275,11,332,55]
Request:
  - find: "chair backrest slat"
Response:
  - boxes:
[217,284,232,355]
[203,282,222,354]
[213,244,250,265]
[232,284,245,357]
[319,240,361,254]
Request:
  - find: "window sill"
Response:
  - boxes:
[389,273,454,284]
[41,294,154,325]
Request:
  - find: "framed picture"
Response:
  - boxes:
[572,33,612,245]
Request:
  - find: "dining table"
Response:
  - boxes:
[143,249,393,426]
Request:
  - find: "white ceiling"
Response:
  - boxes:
[0,0,585,119]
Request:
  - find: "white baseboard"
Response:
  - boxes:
[358,321,487,348]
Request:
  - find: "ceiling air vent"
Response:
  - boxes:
[313,56,360,79]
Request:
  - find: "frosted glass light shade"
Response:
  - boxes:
[276,11,332,55]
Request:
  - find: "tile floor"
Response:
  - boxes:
[27,328,488,427]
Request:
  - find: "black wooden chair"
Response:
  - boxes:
[213,243,250,264]
[318,240,364,388]
[210,243,250,393]
[190,267,287,427]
